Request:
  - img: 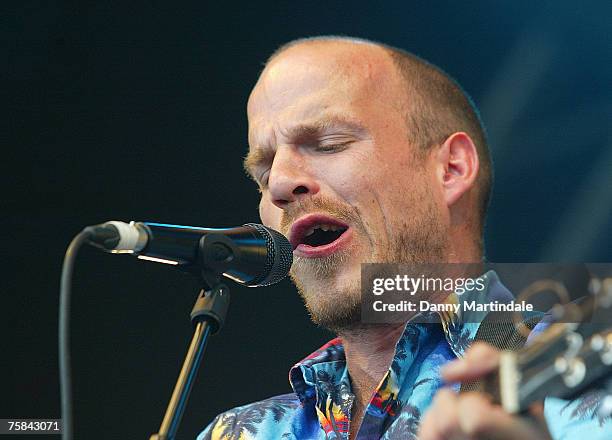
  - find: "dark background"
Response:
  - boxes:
[4,1,612,438]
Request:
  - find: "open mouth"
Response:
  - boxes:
[301,224,348,247]
[289,214,352,257]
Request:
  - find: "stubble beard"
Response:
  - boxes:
[287,191,448,333]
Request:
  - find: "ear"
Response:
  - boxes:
[434,132,479,207]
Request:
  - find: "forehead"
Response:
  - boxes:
[247,42,401,142]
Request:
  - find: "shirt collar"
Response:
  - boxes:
[440,270,513,357]
[289,270,514,403]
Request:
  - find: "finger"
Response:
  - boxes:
[528,402,553,437]
[441,342,501,382]
[457,393,551,440]
[419,388,463,440]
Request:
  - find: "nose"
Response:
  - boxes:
[267,146,320,209]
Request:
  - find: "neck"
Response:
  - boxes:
[447,225,483,263]
[337,323,406,427]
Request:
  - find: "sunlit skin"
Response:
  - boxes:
[244,39,482,437]
[246,41,480,323]
[247,42,428,296]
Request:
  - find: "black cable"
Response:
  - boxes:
[59,229,92,440]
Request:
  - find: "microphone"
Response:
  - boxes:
[84,221,293,287]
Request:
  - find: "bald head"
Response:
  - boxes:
[248,38,401,127]
[263,38,394,80]
[255,36,492,234]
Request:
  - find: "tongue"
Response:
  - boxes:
[304,229,345,247]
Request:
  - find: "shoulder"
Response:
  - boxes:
[197,393,303,440]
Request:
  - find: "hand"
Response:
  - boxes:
[418,342,552,440]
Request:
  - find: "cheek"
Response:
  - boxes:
[354,159,423,230]
[322,156,373,203]
[259,198,282,230]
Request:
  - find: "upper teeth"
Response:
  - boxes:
[304,224,343,236]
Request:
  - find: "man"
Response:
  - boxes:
[199,37,610,439]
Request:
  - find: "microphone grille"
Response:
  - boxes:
[244,223,293,286]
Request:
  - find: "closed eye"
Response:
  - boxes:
[244,147,274,188]
[258,169,271,189]
[314,142,351,153]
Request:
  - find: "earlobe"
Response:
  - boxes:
[440,132,479,207]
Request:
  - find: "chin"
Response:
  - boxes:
[290,258,362,332]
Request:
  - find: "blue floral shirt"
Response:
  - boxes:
[199,272,612,439]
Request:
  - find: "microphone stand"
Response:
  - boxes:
[149,270,230,440]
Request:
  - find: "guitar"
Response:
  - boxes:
[485,277,612,418]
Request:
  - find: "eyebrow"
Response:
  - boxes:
[243,115,368,179]
[281,115,367,140]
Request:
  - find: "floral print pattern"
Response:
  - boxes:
[199,272,612,439]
